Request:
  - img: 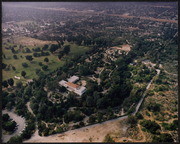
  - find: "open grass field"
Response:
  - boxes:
[2,37,90,84]
[13,36,57,46]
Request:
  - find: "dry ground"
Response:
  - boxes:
[24,118,129,143]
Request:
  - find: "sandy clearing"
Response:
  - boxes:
[121,44,131,52]
[24,116,128,143]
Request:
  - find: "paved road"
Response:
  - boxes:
[2,110,26,143]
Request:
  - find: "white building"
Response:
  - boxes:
[59,77,86,96]
[67,76,79,83]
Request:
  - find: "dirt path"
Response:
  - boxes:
[26,102,35,117]
[26,101,42,140]
[133,69,160,115]
[137,124,146,142]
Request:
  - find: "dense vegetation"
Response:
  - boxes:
[2,114,17,133]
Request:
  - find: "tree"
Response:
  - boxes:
[13,55,18,59]
[44,57,49,63]
[42,44,49,51]
[22,62,28,68]
[21,71,26,78]
[79,65,92,76]
[135,113,143,119]
[147,102,161,112]
[58,53,64,60]
[50,44,59,53]
[127,115,137,127]
[96,97,108,109]
[2,80,9,88]
[42,65,48,71]
[2,114,10,121]
[140,120,161,134]
[63,45,70,54]
[152,133,173,142]
[25,55,33,62]
[7,136,22,143]
[25,48,31,53]
[16,81,23,88]
[103,134,115,142]
[86,96,94,107]
[35,69,41,75]
[8,78,14,86]
[88,115,96,124]
[39,62,43,66]
[59,86,66,92]
[12,66,16,71]
[11,48,16,54]
[2,63,7,69]
[3,120,17,132]
[97,112,103,123]
[47,81,57,91]
[33,52,41,57]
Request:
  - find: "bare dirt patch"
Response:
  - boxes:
[24,118,128,143]
[111,44,131,52]
[121,44,131,52]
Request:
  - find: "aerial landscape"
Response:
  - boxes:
[1,2,178,143]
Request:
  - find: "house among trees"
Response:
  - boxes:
[59,76,86,96]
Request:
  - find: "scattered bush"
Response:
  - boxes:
[22,62,29,68]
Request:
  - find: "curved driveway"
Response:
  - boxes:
[2,110,26,143]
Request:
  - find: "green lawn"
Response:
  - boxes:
[2,40,90,84]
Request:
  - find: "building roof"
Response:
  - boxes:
[67,75,79,83]
[66,82,79,89]
[59,80,66,86]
